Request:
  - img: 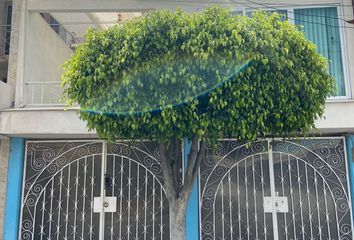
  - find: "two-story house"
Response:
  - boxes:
[0,0,354,239]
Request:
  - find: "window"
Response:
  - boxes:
[4,4,12,55]
[247,9,288,21]
[245,6,347,97]
[294,7,346,97]
[40,13,60,34]
[231,10,243,16]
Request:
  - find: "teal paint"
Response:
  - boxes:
[4,138,25,240]
[346,136,354,222]
[294,7,345,96]
[184,139,199,240]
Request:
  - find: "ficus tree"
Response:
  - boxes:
[62,6,334,239]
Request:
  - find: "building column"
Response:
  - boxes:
[0,139,10,239]
[4,138,25,240]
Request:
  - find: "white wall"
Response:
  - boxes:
[0,0,354,137]
[1,103,354,138]
[0,81,13,109]
[23,13,73,105]
[25,0,354,13]
[0,109,93,137]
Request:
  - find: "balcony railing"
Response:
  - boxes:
[25,81,65,106]
[21,12,142,107]
[0,24,11,57]
[41,13,83,50]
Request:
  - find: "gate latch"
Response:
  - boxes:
[93,197,117,213]
[264,196,288,213]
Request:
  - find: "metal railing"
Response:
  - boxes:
[41,13,84,50]
[47,23,80,49]
[0,24,11,57]
[24,81,65,106]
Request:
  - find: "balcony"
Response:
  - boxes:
[0,24,11,59]
[0,23,12,109]
[25,81,62,106]
[0,24,11,82]
[21,12,142,107]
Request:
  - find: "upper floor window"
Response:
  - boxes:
[247,6,348,98]
[4,4,12,55]
[294,7,346,97]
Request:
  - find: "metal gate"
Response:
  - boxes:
[19,140,170,240]
[199,138,353,240]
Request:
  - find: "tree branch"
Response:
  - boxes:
[167,138,182,197]
[183,135,199,190]
[181,138,206,202]
[160,137,206,204]
[159,141,177,203]
[191,141,206,183]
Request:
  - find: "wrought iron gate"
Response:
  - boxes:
[199,138,353,240]
[19,140,170,240]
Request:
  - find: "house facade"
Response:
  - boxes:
[0,0,354,240]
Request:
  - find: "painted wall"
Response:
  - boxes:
[0,81,13,109]
[23,12,73,105]
[2,105,354,137]
[346,136,354,223]
[3,138,24,240]
[1,0,353,137]
[0,109,92,137]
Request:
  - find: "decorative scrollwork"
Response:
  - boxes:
[57,156,67,166]
[42,148,56,161]
[199,138,352,240]
[88,143,100,154]
[77,147,88,156]
[111,144,121,154]
[20,140,170,240]
[328,153,343,167]
[143,156,153,167]
[340,223,352,235]
[20,141,103,240]
[122,146,132,156]
[317,144,331,158]
[32,158,46,171]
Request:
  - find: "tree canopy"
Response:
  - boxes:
[62,6,334,143]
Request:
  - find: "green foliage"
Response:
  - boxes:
[62,6,334,142]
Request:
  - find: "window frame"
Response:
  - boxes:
[241,3,351,100]
[4,3,12,55]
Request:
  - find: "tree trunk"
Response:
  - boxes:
[158,138,205,239]
[170,202,187,240]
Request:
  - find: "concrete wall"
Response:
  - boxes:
[0,139,9,240]
[7,0,21,107]
[0,81,13,109]
[0,109,94,137]
[1,102,354,137]
[0,0,13,108]
[25,0,354,13]
[23,13,73,105]
[0,0,12,49]
[0,0,354,136]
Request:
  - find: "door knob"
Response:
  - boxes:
[104,201,109,208]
